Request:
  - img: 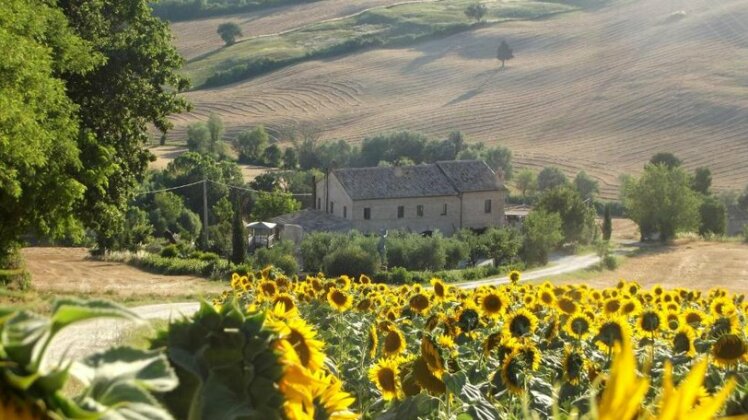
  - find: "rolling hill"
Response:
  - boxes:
[165,0,748,200]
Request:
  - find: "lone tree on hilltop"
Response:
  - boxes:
[465,3,488,22]
[217,22,242,46]
[497,40,514,68]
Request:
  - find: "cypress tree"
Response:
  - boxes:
[602,203,612,241]
[231,195,247,264]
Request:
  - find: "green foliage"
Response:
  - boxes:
[699,196,727,237]
[692,167,712,195]
[154,300,284,419]
[149,192,203,240]
[465,3,489,21]
[323,245,380,277]
[217,22,242,46]
[263,144,283,167]
[236,125,269,163]
[573,170,599,202]
[186,122,211,153]
[282,148,298,169]
[536,185,596,244]
[522,210,563,265]
[387,266,414,284]
[161,244,180,258]
[231,198,248,264]
[387,233,447,271]
[300,231,339,272]
[496,40,514,67]
[622,163,701,242]
[483,146,514,180]
[124,253,233,278]
[649,152,681,169]
[0,0,96,261]
[514,169,537,200]
[253,241,298,275]
[482,227,522,266]
[60,0,190,252]
[602,203,612,241]
[251,191,301,221]
[0,299,175,418]
[537,166,568,192]
[743,224,748,243]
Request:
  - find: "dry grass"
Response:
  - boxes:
[551,240,748,294]
[168,0,748,200]
[16,248,226,309]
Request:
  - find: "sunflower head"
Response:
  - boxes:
[497,352,525,395]
[509,270,521,285]
[327,288,352,312]
[368,358,403,401]
[367,325,379,360]
[565,313,594,340]
[421,335,446,378]
[503,309,539,339]
[557,297,578,315]
[383,328,407,357]
[595,317,630,352]
[563,347,587,386]
[637,309,664,336]
[479,291,508,318]
[672,327,696,357]
[431,278,448,300]
[711,334,747,369]
[408,293,431,315]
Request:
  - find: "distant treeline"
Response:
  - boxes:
[150,0,320,22]
[201,24,472,89]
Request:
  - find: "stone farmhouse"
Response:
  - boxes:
[312,160,507,235]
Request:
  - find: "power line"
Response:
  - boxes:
[133,180,205,196]
[207,179,313,197]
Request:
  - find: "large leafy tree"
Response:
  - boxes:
[621,163,701,242]
[536,185,596,244]
[0,0,99,262]
[58,0,190,252]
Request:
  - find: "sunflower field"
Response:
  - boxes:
[209,268,748,419]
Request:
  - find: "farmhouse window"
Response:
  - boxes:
[484,199,492,213]
[344,206,347,218]
[398,206,404,218]
[417,205,424,217]
[364,208,371,220]
[330,201,334,214]
[441,203,447,215]
[317,198,321,209]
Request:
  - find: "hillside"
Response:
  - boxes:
[167,0,748,200]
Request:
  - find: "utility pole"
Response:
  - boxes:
[203,179,209,248]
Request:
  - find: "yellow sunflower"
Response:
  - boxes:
[408,292,431,315]
[672,327,696,357]
[556,297,579,315]
[367,324,379,360]
[681,309,709,330]
[597,335,649,420]
[595,317,631,353]
[603,297,622,316]
[327,288,353,312]
[383,328,407,357]
[270,316,326,371]
[499,352,525,395]
[258,279,278,298]
[508,270,521,285]
[538,288,556,307]
[431,278,448,301]
[709,296,736,317]
[502,308,539,339]
[564,313,595,340]
[368,358,403,401]
[711,334,747,368]
[479,291,508,319]
[563,347,587,386]
[421,335,446,378]
[412,356,446,395]
[636,309,665,337]
[657,359,736,420]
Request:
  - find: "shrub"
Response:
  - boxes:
[602,255,619,270]
[387,267,413,285]
[323,245,379,277]
[743,224,748,242]
[160,244,180,258]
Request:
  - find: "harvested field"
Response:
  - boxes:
[21,247,226,300]
[170,0,748,200]
[171,0,414,61]
[558,240,748,294]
